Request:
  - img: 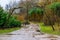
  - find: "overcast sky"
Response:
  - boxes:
[0,0,20,9]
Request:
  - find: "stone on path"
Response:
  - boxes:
[0,23,60,40]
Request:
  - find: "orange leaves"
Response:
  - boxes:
[16,15,25,21]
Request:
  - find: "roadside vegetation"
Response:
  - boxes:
[0,27,20,34]
[0,6,21,34]
[28,1,60,35]
[0,0,60,35]
[39,23,60,35]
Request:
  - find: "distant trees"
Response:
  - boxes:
[17,0,39,22]
[18,0,39,14]
[28,7,44,22]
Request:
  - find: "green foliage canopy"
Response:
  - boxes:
[48,2,60,17]
[29,7,44,15]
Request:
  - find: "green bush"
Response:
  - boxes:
[8,16,21,28]
[0,6,21,28]
[0,7,8,28]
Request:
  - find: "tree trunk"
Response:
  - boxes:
[51,24,55,31]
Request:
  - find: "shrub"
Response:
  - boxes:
[8,16,21,28]
[0,6,21,28]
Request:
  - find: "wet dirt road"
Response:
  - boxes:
[0,24,60,40]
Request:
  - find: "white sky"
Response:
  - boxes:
[0,0,20,9]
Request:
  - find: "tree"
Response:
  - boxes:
[43,2,60,31]
[28,7,44,22]
[38,0,58,31]
[49,2,60,17]
[0,6,21,28]
[49,2,60,26]
[18,0,39,23]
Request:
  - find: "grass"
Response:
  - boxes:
[0,27,20,34]
[39,23,60,35]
